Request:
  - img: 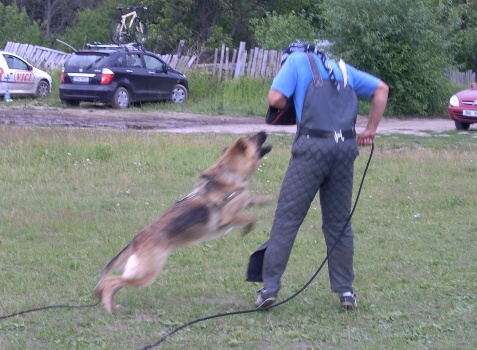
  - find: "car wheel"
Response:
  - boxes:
[61,99,80,107]
[455,120,470,130]
[35,80,50,98]
[112,87,130,109]
[171,84,188,103]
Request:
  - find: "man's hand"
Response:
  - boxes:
[357,128,376,146]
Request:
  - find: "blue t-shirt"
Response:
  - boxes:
[271,52,380,123]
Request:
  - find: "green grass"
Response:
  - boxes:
[0,128,476,349]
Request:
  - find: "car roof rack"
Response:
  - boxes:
[85,42,145,52]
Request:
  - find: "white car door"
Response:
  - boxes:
[2,53,35,94]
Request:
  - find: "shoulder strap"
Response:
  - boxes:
[306,53,323,87]
[338,59,347,87]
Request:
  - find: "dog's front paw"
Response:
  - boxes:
[102,303,122,312]
[262,195,275,204]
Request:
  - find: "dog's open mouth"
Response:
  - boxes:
[252,131,272,158]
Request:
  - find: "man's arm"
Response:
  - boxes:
[268,88,288,110]
[357,80,389,146]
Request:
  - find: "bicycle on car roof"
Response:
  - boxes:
[110,5,148,45]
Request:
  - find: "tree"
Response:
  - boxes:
[251,10,317,50]
[59,0,117,51]
[0,3,45,48]
[322,0,453,115]
[3,0,321,54]
[140,0,318,54]
[142,0,262,53]
[1,0,100,37]
[453,1,477,81]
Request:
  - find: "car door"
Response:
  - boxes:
[125,53,152,100]
[112,53,152,101]
[143,54,175,100]
[1,54,35,94]
[0,58,6,94]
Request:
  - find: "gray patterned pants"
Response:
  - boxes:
[262,135,359,296]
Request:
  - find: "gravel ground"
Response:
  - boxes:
[1,104,475,136]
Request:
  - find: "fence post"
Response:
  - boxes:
[225,47,231,82]
[234,41,247,79]
[213,48,219,76]
[218,44,225,82]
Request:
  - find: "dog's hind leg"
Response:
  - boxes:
[100,249,171,311]
[100,276,127,311]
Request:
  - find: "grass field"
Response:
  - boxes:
[0,126,476,350]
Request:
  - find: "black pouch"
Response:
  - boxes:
[265,98,296,125]
[246,241,269,282]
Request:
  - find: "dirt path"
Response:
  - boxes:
[0,104,473,136]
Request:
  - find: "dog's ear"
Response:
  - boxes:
[227,138,247,155]
[237,138,247,152]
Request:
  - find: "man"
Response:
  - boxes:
[253,44,389,310]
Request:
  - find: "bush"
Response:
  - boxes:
[323,0,453,116]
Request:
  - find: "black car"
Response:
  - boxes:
[59,45,188,109]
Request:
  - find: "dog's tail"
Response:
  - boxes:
[93,242,135,299]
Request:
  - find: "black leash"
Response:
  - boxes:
[0,300,101,320]
[141,143,375,349]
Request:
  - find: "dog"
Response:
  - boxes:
[94,131,273,311]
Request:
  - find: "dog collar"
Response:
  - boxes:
[176,179,244,208]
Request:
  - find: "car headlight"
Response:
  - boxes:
[449,95,460,107]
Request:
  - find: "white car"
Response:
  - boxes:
[0,51,52,98]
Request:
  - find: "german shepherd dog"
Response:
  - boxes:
[94,132,273,311]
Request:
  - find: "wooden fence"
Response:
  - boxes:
[4,42,71,70]
[446,69,475,86]
[200,42,282,81]
[5,41,473,84]
[3,41,282,81]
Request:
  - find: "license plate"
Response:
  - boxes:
[463,110,477,117]
[72,76,89,83]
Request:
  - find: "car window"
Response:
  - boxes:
[125,54,142,68]
[114,54,127,67]
[66,53,109,69]
[144,55,165,71]
[5,55,29,70]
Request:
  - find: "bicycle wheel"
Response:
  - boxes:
[110,20,125,44]
[134,19,148,45]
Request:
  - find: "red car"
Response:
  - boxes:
[448,83,477,130]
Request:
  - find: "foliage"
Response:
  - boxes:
[58,0,118,51]
[453,1,477,80]
[251,10,318,50]
[132,0,260,53]
[0,3,46,48]
[205,26,234,52]
[1,0,100,37]
[322,0,453,116]
[140,0,195,53]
